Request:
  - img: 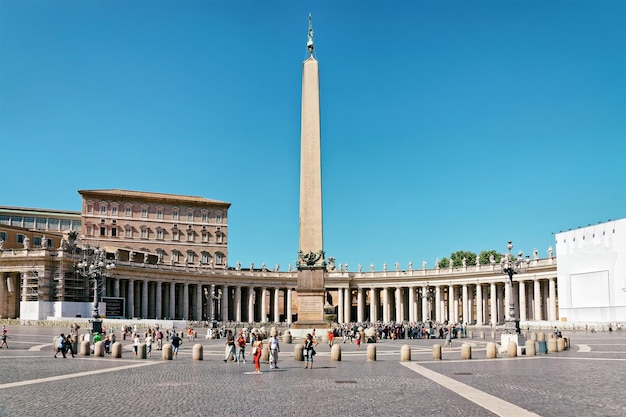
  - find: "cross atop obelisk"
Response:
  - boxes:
[295,14,326,328]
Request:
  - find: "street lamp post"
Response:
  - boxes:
[419,283,436,326]
[76,244,116,337]
[205,284,222,326]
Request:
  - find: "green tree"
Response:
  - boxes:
[479,250,502,265]
[449,250,477,267]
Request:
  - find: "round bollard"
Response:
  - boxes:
[261,344,270,362]
[525,340,536,356]
[461,343,472,360]
[162,343,173,360]
[538,332,546,342]
[547,338,558,353]
[456,330,463,339]
[507,341,517,357]
[94,341,104,357]
[468,331,473,339]
[282,331,292,344]
[486,342,497,359]
[557,338,565,352]
[530,332,537,341]
[193,343,203,360]
[294,344,304,361]
[479,331,485,339]
[367,344,376,361]
[432,344,442,360]
[400,344,411,362]
[331,344,342,361]
[80,340,90,356]
[137,343,147,359]
[112,341,122,358]
[53,336,59,353]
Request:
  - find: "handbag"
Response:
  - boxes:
[251,346,258,355]
[311,348,316,356]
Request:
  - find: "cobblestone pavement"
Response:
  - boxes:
[0,326,624,416]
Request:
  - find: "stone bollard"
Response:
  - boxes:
[400,344,411,362]
[53,336,59,352]
[557,338,565,352]
[461,343,472,360]
[538,332,546,342]
[525,340,536,356]
[137,343,147,359]
[456,330,463,339]
[367,344,376,361]
[282,331,292,344]
[261,344,270,362]
[480,331,485,339]
[507,341,517,358]
[331,344,342,361]
[548,338,558,353]
[112,342,122,358]
[486,342,497,359]
[80,340,90,356]
[193,343,203,360]
[94,341,104,357]
[531,332,537,341]
[468,331,473,339]
[294,344,304,361]
[432,344,442,360]
[162,343,173,360]
[491,331,496,340]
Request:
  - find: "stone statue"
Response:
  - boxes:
[338,263,343,272]
[489,254,495,265]
[41,235,47,248]
[306,13,314,54]
[547,246,553,258]
[435,258,440,269]
[408,261,413,271]
[395,262,400,271]
[533,248,539,260]
[370,263,374,272]
[288,264,293,272]
[23,236,30,250]
[358,264,362,272]
[327,257,336,271]
[422,261,427,269]
[250,262,254,271]
[383,263,387,272]
[344,263,348,272]
[236,261,241,271]
[275,263,280,272]
[476,257,480,267]
[261,262,267,271]
[0,239,4,251]
[115,249,120,261]
[144,253,149,263]
[462,257,466,267]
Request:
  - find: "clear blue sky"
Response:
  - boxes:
[1,0,625,270]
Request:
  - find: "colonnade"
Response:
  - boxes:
[332,277,558,325]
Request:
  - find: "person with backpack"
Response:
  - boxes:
[64,334,75,358]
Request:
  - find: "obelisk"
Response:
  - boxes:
[295,14,326,327]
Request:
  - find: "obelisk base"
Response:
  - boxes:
[294,268,327,329]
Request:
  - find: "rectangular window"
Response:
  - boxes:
[100,206,107,215]
[48,218,59,230]
[36,218,47,230]
[141,208,148,218]
[71,220,81,231]
[173,252,179,263]
[201,253,209,263]
[173,230,179,241]
[0,215,9,225]
[125,228,132,238]
[216,253,223,264]
[186,252,194,264]
[112,207,118,216]
[60,219,71,231]
[23,217,35,228]
[111,227,117,237]
[125,207,132,217]
[202,233,208,243]
[202,212,208,222]
[141,229,148,239]
[187,232,194,242]
[87,205,93,214]
[16,234,24,244]
[173,211,179,221]
[11,216,22,227]
[0,231,7,241]
[216,214,222,224]
[100,227,106,236]
[33,236,42,247]
[157,210,163,219]
[187,212,193,221]
[157,229,164,240]
[216,233,223,243]
[86,225,93,236]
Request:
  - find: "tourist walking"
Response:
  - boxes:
[145,333,153,357]
[64,334,75,358]
[224,329,235,362]
[0,329,9,348]
[251,333,263,374]
[171,332,182,358]
[355,331,361,350]
[236,331,246,364]
[55,333,66,358]
[303,333,318,369]
[268,333,280,369]
[133,334,141,358]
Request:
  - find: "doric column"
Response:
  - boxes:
[447,285,453,322]
[462,284,469,324]
[549,278,557,321]
[248,286,255,323]
[476,283,483,325]
[0,272,6,318]
[221,285,229,322]
[533,279,542,320]
[382,288,389,323]
[169,282,176,319]
[127,279,135,318]
[141,280,149,318]
[337,288,344,324]
[408,286,415,323]
[156,282,162,319]
[369,288,378,322]
[357,288,364,323]
[181,283,188,321]
[113,278,120,298]
[286,288,293,324]
[260,287,267,323]
[490,282,497,325]
[273,288,280,322]
[196,284,203,321]
[344,288,351,323]
[435,286,442,322]
[395,287,402,322]
[235,286,242,322]
[519,280,527,321]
